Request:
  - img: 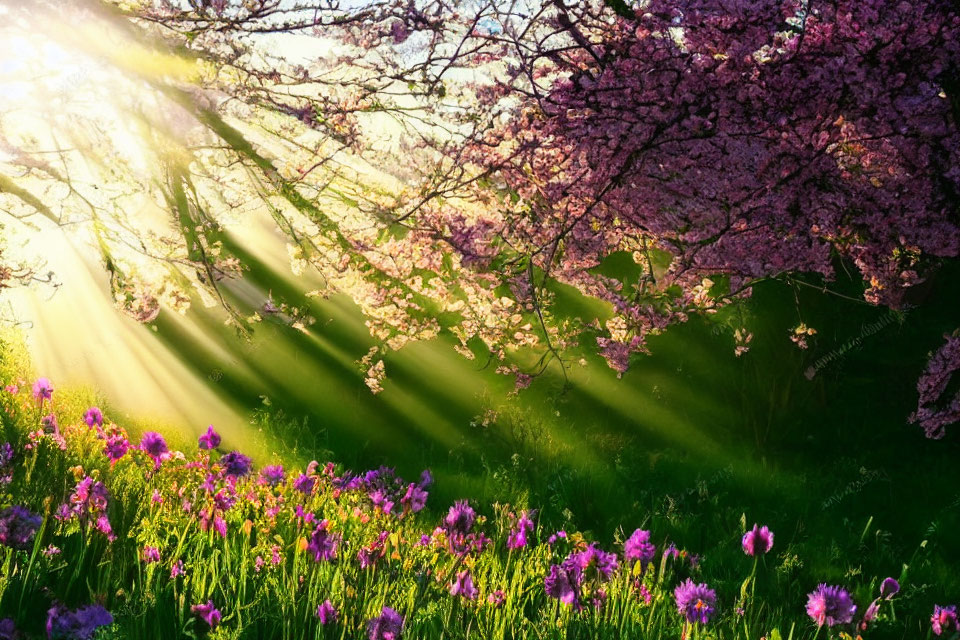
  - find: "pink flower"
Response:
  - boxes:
[741,524,774,556]
[142,546,160,564]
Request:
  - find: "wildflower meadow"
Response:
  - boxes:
[0,361,957,639]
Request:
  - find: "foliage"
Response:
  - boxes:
[0,1,957,423]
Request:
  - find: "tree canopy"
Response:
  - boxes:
[1,0,958,429]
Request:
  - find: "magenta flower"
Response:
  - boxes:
[139,432,168,461]
[638,582,653,605]
[506,510,535,550]
[45,603,112,639]
[60,477,111,538]
[358,532,388,569]
[450,570,478,600]
[487,590,506,608]
[103,436,129,464]
[862,599,880,626]
[259,465,285,486]
[198,425,221,450]
[932,605,958,636]
[142,546,160,564]
[674,579,717,625]
[568,544,619,581]
[213,515,227,538]
[171,559,185,578]
[624,528,656,566]
[444,500,476,535]
[367,606,403,640]
[306,520,338,562]
[880,577,899,600]
[32,377,53,403]
[742,524,774,556]
[191,600,221,629]
[94,515,115,541]
[83,407,103,428]
[316,600,337,625]
[400,483,428,513]
[544,563,581,607]
[41,414,58,433]
[806,584,857,627]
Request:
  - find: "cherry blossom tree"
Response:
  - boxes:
[1,0,958,431]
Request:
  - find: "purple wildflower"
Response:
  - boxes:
[294,504,315,527]
[357,548,377,569]
[306,520,338,562]
[806,584,857,627]
[171,559,185,578]
[191,601,221,629]
[0,505,42,550]
[82,407,103,428]
[293,473,315,494]
[419,469,433,487]
[32,377,53,403]
[674,579,717,625]
[450,570,478,600]
[932,605,958,636]
[316,600,337,625]
[142,546,160,564]
[213,515,227,538]
[60,477,111,538]
[862,599,880,627]
[880,577,899,600]
[742,524,774,556]
[638,583,653,605]
[367,606,403,640]
[45,603,112,640]
[220,451,253,478]
[544,562,581,607]
[72,477,109,512]
[444,500,475,535]
[401,483,428,513]
[506,528,527,550]
[41,413,58,434]
[568,544,618,581]
[139,432,168,460]
[487,590,506,608]
[103,436,129,464]
[94,515,115,541]
[0,618,16,640]
[259,465,285,486]
[357,532,388,569]
[0,443,15,484]
[507,511,535,550]
[198,425,221,450]
[624,529,656,566]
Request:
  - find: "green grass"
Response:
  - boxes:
[0,339,955,639]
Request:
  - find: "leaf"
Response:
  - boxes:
[603,0,635,19]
